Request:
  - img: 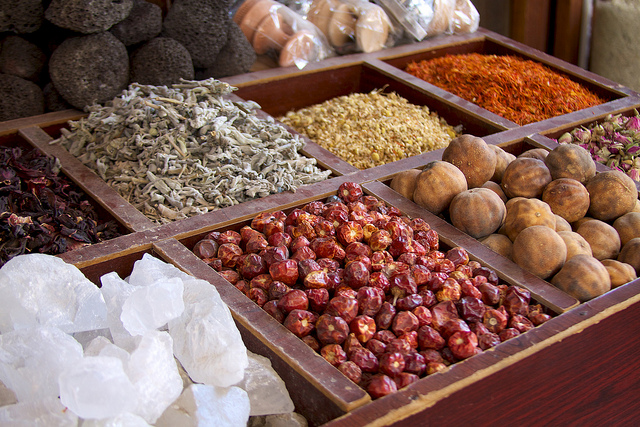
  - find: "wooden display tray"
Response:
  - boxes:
[58,178,579,426]
[3,28,640,425]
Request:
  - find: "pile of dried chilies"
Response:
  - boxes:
[557,110,640,181]
[405,53,606,125]
[0,146,122,266]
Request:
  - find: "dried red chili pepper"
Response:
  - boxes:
[405,53,606,125]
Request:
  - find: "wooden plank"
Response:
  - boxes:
[0,109,84,137]
[553,0,583,65]
[509,0,551,52]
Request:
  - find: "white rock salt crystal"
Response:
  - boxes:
[58,356,138,420]
[100,272,139,352]
[0,326,83,402]
[169,277,248,388]
[84,336,130,368]
[0,396,78,426]
[73,328,112,350]
[156,383,250,427]
[0,254,107,334]
[81,412,151,426]
[126,330,183,424]
[128,253,194,287]
[120,277,185,336]
[239,351,295,416]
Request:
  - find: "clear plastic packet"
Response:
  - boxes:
[232,0,335,69]
[375,0,479,42]
[451,0,479,35]
[303,0,397,54]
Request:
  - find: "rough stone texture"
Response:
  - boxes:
[0,0,43,34]
[45,0,134,34]
[162,0,230,68]
[43,82,73,112]
[130,37,194,86]
[199,21,256,79]
[49,32,129,110]
[591,0,640,92]
[0,73,44,121]
[0,35,47,82]
[110,0,162,46]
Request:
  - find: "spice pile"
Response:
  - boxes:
[405,53,607,126]
[0,146,122,267]
[54,78,332,224]
[278,90,460,170]
[557,110,640,181]
[191,182,553,399]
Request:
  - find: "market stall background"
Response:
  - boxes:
[1,0,640,426]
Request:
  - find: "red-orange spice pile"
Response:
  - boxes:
[405,53,607,125]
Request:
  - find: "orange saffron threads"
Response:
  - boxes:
[405,53,607,125]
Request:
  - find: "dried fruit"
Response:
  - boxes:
[316,314,350,345]
[269,259,299,286]
[378,352,406,376]
[349,347,379,373]
[278,289,309,313]
[350,315,377,343]
[417,325,445,351]
[367,374,398,399]
[448,331,479,360]
[284,309,316,337]
[338,360,362,384]
[321,344,348,367]
[392,310,419,336]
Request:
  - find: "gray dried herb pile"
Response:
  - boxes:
[53,79,332,224]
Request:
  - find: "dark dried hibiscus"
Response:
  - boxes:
[0,146,122,266]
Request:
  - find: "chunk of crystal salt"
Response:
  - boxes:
[169,278,248,387]
[100,272,139,352]
[0,326,83,402]
[0,254,107,334]
[128,253,193,287]
[81,413,150,427]
[85,336,131,368]
[82,413,151,427]
[73,328,112,350]
[120,277,185,336]
[59,356,138,420]
[239,352,295,416]
[156,384,250,427]
[126,330,183,424]
[0,396,78,426]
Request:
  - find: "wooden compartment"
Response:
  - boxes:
[11,100,343,233]
[14,124,157,233]
[53,175,640,425]
[537,105,640,192]
[0,129,133,264]
[226,61,510,138]
[157,177,579,426]
[224,60,510,174]
[378,29,634,128]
